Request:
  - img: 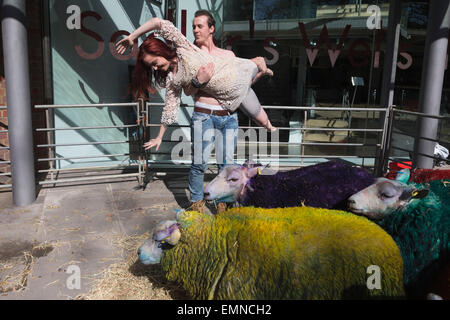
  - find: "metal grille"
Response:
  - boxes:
[382,107,450,172]
[34,101,147,187]
[0,105,11,189]
[145,102,389,175]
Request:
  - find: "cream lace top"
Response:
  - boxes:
[154,20,257,125]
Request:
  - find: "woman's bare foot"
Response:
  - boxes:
[265,124,277,132]
[251,57,274,77]
[263,120,277,132]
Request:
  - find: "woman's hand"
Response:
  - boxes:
[115,36,134,55]
[144,137,162,151]
[196,62,215,84]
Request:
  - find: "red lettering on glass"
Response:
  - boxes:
[110,30,138,61]
[75,11,104,60]
[348,39,371,67]
[298,22,351,67]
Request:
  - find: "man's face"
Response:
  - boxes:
[193,15,214,46]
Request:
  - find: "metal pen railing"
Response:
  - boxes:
[34,102,147,186]
[0,105,11,190]
[382,107,450,173]
[145,102,388,173]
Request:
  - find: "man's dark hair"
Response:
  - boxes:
[194,10,215,28]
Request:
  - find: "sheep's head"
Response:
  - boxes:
[138,220,180,265]
[203,162,266,203]
[347,178,429,219]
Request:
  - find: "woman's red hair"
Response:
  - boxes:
[131,34,177,101]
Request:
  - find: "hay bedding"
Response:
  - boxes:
[0,241,54,294]
[76,233,189,300]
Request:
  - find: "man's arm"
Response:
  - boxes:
[183,63,215,96]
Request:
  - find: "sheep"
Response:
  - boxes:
[347,178,450,299]
[203,161,375,210]
[387,167,450,184]
[138,207,405,300]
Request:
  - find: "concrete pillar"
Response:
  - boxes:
[1,0,36,205]
[414,0,450,168]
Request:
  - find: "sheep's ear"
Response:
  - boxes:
[395,169,410,184]
[400,188,429,201]
[245,166,264,178]
[153,222,179,242]
[243,159,256,168]
[411,189,429,199]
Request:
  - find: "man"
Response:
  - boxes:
[185,10,238,214]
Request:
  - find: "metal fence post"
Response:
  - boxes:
[376,104,393,177]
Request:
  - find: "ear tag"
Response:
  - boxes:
[160,240,165,244]
[412,190,419,197]
[257,167,261,175]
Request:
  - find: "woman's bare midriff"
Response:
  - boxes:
[195,92,223,107]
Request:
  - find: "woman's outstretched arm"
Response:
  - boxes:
[144,124,167,151]
[116,17,163,54]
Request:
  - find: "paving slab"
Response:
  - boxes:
[0,177,193,300]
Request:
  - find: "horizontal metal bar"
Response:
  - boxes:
[148,155,374,161]
[390,146,412,153]
[240,142,381,147]
[146,102,387,112]
[393,108,450,120]
[392,130,448,143]
[147,124,190,128]
[0,184,12,189]
[0,146,10,150]
[35,103,138,109]
[37,140,132,148]
[38,153,131,162]
[0,106,7,109]
[0,172,11,176]
[38,163,139,173]
[158,139,380,147]
[39,173,140,185]
[0,130,8,133]
[391,146,449,162]
[238,126,383,132]
[0,161,11,164]
[36,124,138,131]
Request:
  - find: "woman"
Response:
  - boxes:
[115,17,276,151]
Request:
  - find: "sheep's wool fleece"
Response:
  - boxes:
[160,207,405,300]
[377,179,450,292]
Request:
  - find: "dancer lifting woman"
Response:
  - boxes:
[115,17,276,151]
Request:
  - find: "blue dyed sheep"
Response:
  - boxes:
[348,177,450,299]
[204,161,375,210]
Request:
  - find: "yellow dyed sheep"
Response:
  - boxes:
[138,207,405,300]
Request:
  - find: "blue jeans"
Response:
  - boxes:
[189,111,238,203]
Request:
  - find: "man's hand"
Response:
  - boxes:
[196,62,214,84]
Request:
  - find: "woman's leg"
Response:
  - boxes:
[240,88,277,132]
[250,57,273,85]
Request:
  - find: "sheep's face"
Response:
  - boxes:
[347,178,429,219]
[138,220,180,265]
[203,164,263,202]
[138,238,164,265]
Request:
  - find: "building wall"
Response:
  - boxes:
[0,0,47,184]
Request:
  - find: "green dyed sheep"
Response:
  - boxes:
[138,207,405,300]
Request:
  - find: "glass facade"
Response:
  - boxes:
[220,0,448,163]
[46,0,449,167]
[49,0,167,168]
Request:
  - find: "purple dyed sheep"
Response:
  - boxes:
[204,161,375,210]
